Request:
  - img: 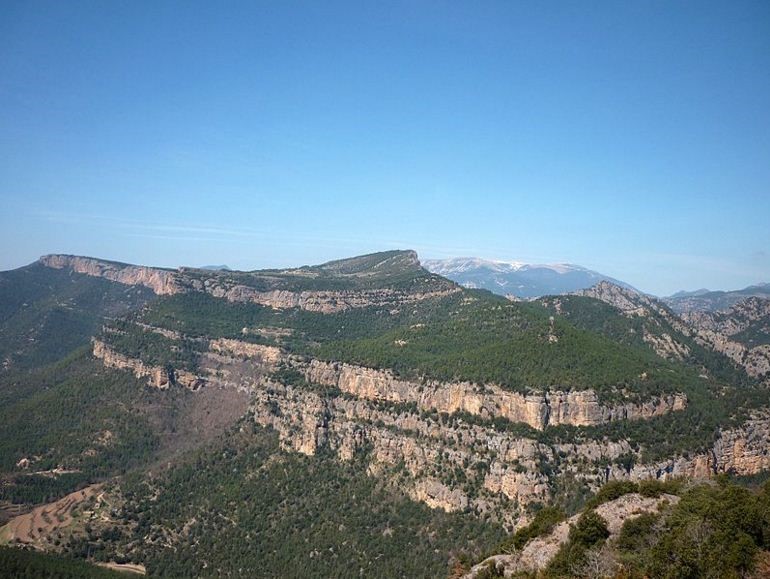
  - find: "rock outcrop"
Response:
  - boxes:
[40,255,181,295]
[465,493,679,577]
[607,412,770,482]
[89,330,770,522]
[191,282,461,313]
[208,338,282,364]
[251,379,551,518]
[303,360,687,430]
[576,281,770,380]
[40,254,460,313]
[92,340,204,391]
[681,297,770,380]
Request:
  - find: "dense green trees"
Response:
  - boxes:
[0,263,152,371]
[644,480,770,578]
[0,547,125,578]
[0,352,160,504]
[115,426,504,578]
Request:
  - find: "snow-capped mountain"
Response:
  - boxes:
[422,257,633,298]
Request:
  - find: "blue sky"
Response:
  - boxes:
[1,1,768,295]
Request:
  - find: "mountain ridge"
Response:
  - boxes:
[2,248,770,577]
[422,256,634,298]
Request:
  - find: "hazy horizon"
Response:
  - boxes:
[4,248,767,298]
[2,2,769,295]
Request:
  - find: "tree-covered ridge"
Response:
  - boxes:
[538,294,751,387]
[103,425,504,578]
[0,344,249,507]
[176,249,455,293]
[126,287,720,403]
[100,319,205,372]
[316,298,704,400]
[0,263,153,371]
[0,351,160,504]
[0,546,128,578]
[83,260,770,470]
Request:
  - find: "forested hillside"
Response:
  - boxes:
[1,251,769,578]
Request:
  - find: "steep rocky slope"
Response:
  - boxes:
[466,478,770,578]
[665,282,770,313]
[88,307,766,525]
[3,250,770,576]
[681,296,770,381]
[465,491,679,577]
[568,280,769,383]
[40,250,460,313]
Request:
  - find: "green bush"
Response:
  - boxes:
[496,506,566,553]
[584,480,639,509]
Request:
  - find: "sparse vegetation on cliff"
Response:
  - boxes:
[469,477,770,579]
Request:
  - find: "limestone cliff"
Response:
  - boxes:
[608,412,770,482]
[40,255,181,295]
[89,332,770,523]
[208,338,282,364]
[40,253,460,313]
[251,380,551,520]
[303,360,686,430]
[191,280,461,313]
[92,340,204,390]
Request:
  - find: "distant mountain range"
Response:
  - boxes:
[422,257,633,298]
[664,282,770,313]
[1,249,770,577]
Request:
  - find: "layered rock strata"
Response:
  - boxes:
[607,412,770,482]
[40,254,460,313]
[188,282,461,313]
[252,380,551,519]
[302,360,687,430]
[92,340,204,391]
[40,255,180,295]
[90,332,770,521]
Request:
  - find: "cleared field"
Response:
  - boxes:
[0,484,101,546]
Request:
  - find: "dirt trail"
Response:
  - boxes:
[97,561,147,575]
[0,484,101,545]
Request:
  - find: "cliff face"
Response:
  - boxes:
[90,331,770,522]
[40,255,181,295]
[208,338,282,364]
[203,285,461,313]
[92,340,204,390]
[303,360,686,430]
[252,379,552,518]
[251,370,770,522]
[608,413,770,482]
[39,254,460,313]
[681,297,770,380]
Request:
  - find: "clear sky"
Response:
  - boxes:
[1,1,768,295]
